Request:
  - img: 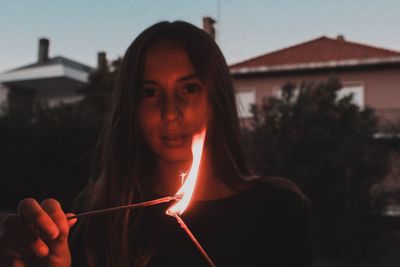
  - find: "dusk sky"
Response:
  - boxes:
[1,0,399,72]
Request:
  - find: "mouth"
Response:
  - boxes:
[161,133,191,148]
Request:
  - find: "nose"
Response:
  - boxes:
[161,95,182,123]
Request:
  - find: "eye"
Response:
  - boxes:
[141,87,161,98]
[182,83,201,94]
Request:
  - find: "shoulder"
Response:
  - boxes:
[246,176,311,215]
[239,177,314,266]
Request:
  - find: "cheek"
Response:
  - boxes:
[138,108,158,136]
[196,97,212,126]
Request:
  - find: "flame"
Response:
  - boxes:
[166,128,206,216]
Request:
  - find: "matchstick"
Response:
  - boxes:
[67,196,180,220]
[173,214,217,267]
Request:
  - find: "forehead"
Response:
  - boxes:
[143,40,195,79]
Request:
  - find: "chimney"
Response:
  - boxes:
[97,51,107,71]
[336,35,345,42]
[38,38,49,63]
[203,17,216,40]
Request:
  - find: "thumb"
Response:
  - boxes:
[45,218,75,266]
[45,214,78,266]
[48,213,77,255]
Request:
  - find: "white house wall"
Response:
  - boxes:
[0,85,8,111]
[0,64,89,84]
[34,86,84,107]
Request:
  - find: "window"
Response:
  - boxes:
[337,84,364,109]
[272,86,300,101]
[273,82,365,109]
[236,89,256,118]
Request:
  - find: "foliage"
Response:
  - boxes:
[247,78,391,260]
[78,58,121,116]
[0,59,119,211]
[0,104,99,211]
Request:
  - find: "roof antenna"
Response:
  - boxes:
[215,0,221,42]
[217,0,221,21]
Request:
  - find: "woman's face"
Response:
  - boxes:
[139,40,212,163]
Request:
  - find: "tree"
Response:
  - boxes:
[247,78,390,261]
[79,57,121,116]
[0,58,120,211]
[0,103,101,211]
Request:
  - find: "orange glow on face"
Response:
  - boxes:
[166,128,206,216]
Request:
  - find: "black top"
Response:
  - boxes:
[71,178,313,267]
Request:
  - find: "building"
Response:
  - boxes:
[0,38,95,112]
[230,36,400,128]
[0,18,215,113]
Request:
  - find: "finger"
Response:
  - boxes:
[0,254,27,267]
[40,199,76,260]
[65,213,78,228]
[41,199,69,239]
[0,234,26,259]
[13,259,29,267]
[17,198,59,240]
[2,215,48,258]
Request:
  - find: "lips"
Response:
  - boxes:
[161,133,191,148]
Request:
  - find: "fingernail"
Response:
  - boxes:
[50,226,59,239]
[69,218,78,226]
[36,246,48,257]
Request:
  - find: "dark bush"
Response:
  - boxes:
[0,59,120,211]
[247,78,391,261]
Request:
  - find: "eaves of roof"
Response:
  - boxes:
[0,63,90,84]
[0,56,94,84]
[230,56,400,75]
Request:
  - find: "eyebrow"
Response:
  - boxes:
[143,74,199,85]
[178,74,198,82]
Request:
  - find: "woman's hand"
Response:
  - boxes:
[0,198,77,267]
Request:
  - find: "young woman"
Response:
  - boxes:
[0,21,313,267]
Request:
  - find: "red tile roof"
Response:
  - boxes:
[230,36,400,70]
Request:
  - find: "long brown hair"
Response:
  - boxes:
[77,21,252,267]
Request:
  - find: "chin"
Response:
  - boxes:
[158,149,192,163]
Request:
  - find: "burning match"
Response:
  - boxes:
[66,195,181,220]
[165,129,217,267]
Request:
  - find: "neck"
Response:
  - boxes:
[153,159,192,197]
